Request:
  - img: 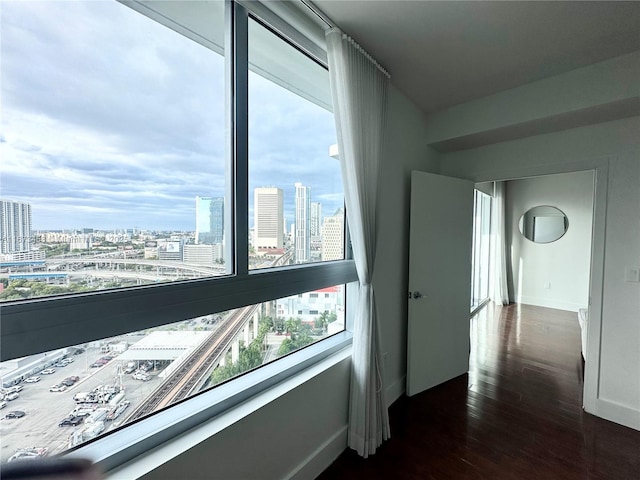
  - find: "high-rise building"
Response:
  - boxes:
[254,187,283,250]
[321,208,345,261]
[310,202,322,237]
[195,196,224,245]
[0,200,32,254]
[294,183,310,263]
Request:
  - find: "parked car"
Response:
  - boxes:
[58,415,84,427]
[53,363,67,368]
[8,385,23,393]
[25,376,41,383]
[5,410,26,419]
[8,447,48,462]
[0,401,6,409]
[49,384,67,392]
[6,392,19,401]
[65,376,80,383]
[41,368,56,375]
[7,451,39,462]
[132,372,150,381]
[71,407,94,417]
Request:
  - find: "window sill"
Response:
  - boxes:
[66,333,352,478]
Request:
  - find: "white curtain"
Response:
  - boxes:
[326,27,390,458]
[490,181,510,305]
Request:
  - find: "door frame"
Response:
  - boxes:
[463,156,608,420]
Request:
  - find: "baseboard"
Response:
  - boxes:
[586,397,640,431]
[386,375,406,407]
[286,425,348,480]
[285,376,406,480]
[517,295,585,313]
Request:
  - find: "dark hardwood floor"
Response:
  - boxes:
[317,303,640,479]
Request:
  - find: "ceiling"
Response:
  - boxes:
[313,1,640,115]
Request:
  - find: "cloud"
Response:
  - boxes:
[1,1,344,232]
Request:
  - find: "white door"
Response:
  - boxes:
[406,171,474,396]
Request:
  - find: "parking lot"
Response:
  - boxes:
[1,344,162,462]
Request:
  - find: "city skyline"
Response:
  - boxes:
[1,1,344,232]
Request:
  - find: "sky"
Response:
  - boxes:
[0,0,343,232]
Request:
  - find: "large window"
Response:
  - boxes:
[248,18,344,269]
[0,0,356,468]
[1,0,228,302]
[470,189,492,310]
[0,285,344,462]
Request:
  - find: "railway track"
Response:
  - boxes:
[125,305,257,422]
[124,251,288,423]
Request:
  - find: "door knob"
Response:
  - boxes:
[413,291,423,299]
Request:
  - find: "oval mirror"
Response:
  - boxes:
[518,206,568,243]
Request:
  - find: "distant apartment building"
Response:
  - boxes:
[195,196,224,245]
[1,200,32,254]
[254,187,283,250]
[144,241,158,259]
[69,234,93,251]
[310,202,322,236]
[276,285,343,325]
[183,244,222,266]
[294,183,310,263]
[321,208,345,261]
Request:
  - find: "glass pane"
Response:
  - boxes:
[470,190,492,310]
[248,18,344,270]
[479,193,492,300]
[0,285,344,461]
[0,0,227,303]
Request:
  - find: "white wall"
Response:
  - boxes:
[505,171,594,312]
[438,116,640,430]
[139,357,351,480]
[374,86,440,402]
[598,150,640,416]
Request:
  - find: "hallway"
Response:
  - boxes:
[318,303,640,479]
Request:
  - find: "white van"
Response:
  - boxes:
[82,421,105,439]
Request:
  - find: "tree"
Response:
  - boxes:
[315,311,330,331]
[277,317,314,356]
[209,316,273,386]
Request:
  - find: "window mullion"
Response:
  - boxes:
[228,0,249,276]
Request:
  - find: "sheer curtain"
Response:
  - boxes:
[490,181,510,305]
[326,27,390,458]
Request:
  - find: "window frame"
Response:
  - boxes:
[0,0,356,469]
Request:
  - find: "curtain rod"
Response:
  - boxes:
[300,0,336,29]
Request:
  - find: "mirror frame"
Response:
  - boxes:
[518,205,569,244]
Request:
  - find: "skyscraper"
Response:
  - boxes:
[321,208,345,261]
[254,187,284,250]
[310,202,322,237]
[195,196,224,245]
[0,200,32,254]
[294,183,310,263]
